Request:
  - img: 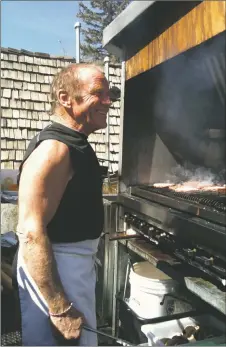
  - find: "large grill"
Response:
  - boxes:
[130,186,226,226]
[103,2,226,343]
[121,187,226,288]
[144,186,226,212]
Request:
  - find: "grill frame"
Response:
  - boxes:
[119,193,226,257]
[149,187,226,212]
[130,186,226,226]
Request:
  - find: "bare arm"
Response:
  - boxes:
[18,139,73,313]
[18,140,84,340]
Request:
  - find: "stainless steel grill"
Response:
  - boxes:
[130,186,226,226]
[102,3,226,343]
[137,186,226,212]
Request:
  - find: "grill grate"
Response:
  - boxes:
[146,187,226,213]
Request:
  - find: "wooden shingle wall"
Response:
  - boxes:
[1,48,74,169]
[1,48,122,173]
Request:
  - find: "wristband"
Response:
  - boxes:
[49,302,73,317]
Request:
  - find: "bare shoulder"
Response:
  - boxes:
[18,140,72,229]
[31,139,69,162]
[24,139,71,171]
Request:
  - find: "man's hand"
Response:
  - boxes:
[50,306,85,341]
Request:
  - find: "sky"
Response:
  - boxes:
[1,0,88,58]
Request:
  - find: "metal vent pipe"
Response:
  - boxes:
[74,22,81,63]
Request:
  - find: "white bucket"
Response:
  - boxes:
[128,261,178,319]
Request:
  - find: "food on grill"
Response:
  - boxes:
[202,185,226,193]
[153,182,226,193]
[171,184,200,192]
[153,183,175,188]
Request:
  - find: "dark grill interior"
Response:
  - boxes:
[139,186,226,213]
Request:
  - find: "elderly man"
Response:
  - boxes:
[14,63,111,346]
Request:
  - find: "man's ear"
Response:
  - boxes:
[57,89,72,108]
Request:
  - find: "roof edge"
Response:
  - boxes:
[1,47,76,61]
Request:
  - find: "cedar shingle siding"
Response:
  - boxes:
[1,48,121,173]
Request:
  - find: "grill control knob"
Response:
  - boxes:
[185,248,196,258]
[139,221,146,230]
[124,213,130,222]
[131,215,136,223]
[124,213,131,229]
[148,226,154,237]
[135,219,141,228]
[156,232,166,240]
[203,257,214,266]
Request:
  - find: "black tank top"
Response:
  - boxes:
[18,122,104,243]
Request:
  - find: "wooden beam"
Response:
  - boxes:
[126,1,226,80]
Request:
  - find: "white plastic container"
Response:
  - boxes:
[128,261,178,319]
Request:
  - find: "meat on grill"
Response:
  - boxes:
[153,182,226,193]
[152,183,175,188]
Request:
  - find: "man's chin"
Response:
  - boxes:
[102,120,107,129]
[97,118,107,129]
[91,121,107,133]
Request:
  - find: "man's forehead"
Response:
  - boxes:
[78,66,105,82]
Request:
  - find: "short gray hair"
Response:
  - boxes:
[50,63,103,114]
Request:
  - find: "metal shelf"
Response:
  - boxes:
[119,238,179,266]
[118,239,226,316]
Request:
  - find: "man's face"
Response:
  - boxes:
[72,68,111,132]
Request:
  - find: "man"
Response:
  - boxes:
[15,63,111,346]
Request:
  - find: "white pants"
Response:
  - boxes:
[17,238,99,346]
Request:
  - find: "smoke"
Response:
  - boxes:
[165,164,225,184]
